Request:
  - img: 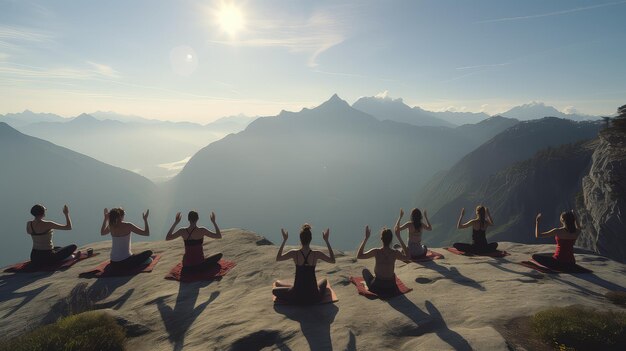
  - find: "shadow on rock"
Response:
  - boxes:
[274,302,339,351]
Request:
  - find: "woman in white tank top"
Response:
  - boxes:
[101,207,153,269]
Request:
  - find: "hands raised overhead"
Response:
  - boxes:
[142,209,150,221]
[63,204,69,215]
[322,228,330,242]
[174,212,182,224]
[536,213,542,222]
[365,225,371,239]
[103,208,109,220]
[281,228,288,241]
[210,211,216,223]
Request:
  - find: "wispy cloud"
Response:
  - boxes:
[0,61,121,81]
[477,1,626,24]
[0,25,53,51]
[209,10,348,67]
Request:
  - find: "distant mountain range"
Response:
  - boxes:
[0,122,157,266]
[500,101,599,122]
[351,95,600,127]
[3,112,256,182]
[165,94,519,249]
[418,117,602,246]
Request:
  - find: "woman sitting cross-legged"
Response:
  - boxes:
[453,206,498,254]
[357,226,410,296]
[532,211,580,271]
[26,204,76,266]
[272,224,336,305]
[101,207,153,270]
[166,210,223,272]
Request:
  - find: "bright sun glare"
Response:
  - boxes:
[216,3,245,36]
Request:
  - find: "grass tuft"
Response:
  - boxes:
[532,305,626,351]
[0,311,126,351]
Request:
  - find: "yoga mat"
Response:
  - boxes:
[3,252,100,273]
[519,260,593,274]
[164,259,236,282]
[349,276,412,299]
[272,281,338,305]
[411,250,445,262]
[444,247,510,257]
[79,254,161,278]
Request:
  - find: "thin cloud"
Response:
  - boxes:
[0,25,53,51]
[477,1,626,24]
[209,10,348,67]
[0,62,120,80]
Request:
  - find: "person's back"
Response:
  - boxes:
[166,211,223,272]
[357,226,410,296]
[272,224,336,304]
[374,247,397,280]
[395,208,432,259]
[454,206,498,253]
[101,207,153,269]
[534,211,580,269]
[26,204,76,265]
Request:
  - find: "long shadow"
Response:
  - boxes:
[41,276,135,324]
[570,274,626,292]
[149,281,219,351]
[487,261,626,296]
[485,261,543,281]
[0,283,52,318]
[386,296,472,350]
[416,260,485,291]
[274,302,339,351]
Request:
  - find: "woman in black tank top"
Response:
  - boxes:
[453,205,498,254]
[272,224,336,304]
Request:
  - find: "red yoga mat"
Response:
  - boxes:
[519,260,593,274]
[444,247,510,257]
[79,254,161,278]
[411,250,445,262]
[3,251,100,273]
[349,276,412,299]
[164,259,236,282]
[272,281,339,305]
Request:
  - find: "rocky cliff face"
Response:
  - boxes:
[579,128,626,263]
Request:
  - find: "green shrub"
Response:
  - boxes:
[606,291,626,306]
[0,311,126,351]
[532,306,626,350]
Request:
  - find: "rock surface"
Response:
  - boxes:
[580,128,626,263]
[1,229,625,350]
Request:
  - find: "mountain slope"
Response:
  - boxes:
[0,110,68,128]
[167,95,508,249]
[0,122,156,266]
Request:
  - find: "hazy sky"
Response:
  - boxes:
[1,0,625,122]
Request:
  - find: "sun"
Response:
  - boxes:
[216,3,245,36]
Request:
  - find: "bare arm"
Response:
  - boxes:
[394,247,411,262]
[276,229,296,261]
[457,208,467,229]
[316,229,335,263]
[394,209,404,232]
[205,211,222,239]
[100,208,110,235]
[458,219,475,230]
[165,212,182,241]
[357,226,377,259]
[422,209,433,231]
[535,213,559,238]
[486,207,494,226]
[48,205,72,230]
[130,210,150,236]
[395,226,409,258]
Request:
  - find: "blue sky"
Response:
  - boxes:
[1,0,625,122]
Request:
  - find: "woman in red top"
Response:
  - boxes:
[166,210,222,272]
[533,211,580,270]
